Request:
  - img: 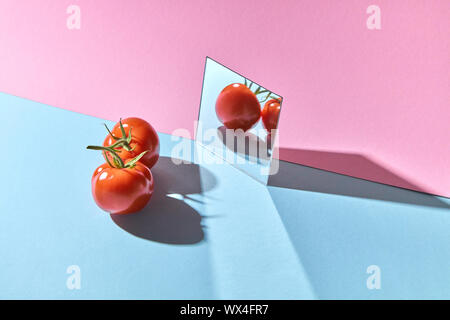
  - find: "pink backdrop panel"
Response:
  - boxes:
[0,1,448,197]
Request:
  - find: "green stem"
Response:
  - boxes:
[119,118,127,140]
[104,120,133,151]
[104,123,121,140]
[245,82,273,102]
[258,92,272,103]
[103,151,114,168]
[88,119,149,169]
[124,151,149,168]
[87,145,149,169]
[87,145,125,168]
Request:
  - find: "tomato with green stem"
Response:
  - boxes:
[87,145,154,215]
[103,117,159,169]
[261,97,282,132]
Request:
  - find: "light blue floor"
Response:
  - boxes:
[0,92,449,299]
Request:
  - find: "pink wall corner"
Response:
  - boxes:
[0,0,448,197]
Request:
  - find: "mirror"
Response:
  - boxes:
[196,57,282,184]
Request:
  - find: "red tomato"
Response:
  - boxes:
[261,98,281,132]
[215,83,261,131]
[103,117,160,169]
[91,161,154,214]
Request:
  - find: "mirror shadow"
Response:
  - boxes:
[269,148,450,209]
[111,156,217,245]
[268,150,450,299]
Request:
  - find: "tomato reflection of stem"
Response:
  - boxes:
[244,79,280,104]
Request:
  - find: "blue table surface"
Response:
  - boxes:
[0,92,449,299]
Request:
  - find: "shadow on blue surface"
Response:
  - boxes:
[111,156,217,245]
[270,149,450,209]
[267,152,450,299]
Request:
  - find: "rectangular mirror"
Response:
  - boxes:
[196,57,282,184]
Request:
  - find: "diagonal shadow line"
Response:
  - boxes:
[269,149,450,209]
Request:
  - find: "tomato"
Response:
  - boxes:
[103,117,159,169]
[91,160,154,214]
[215,83,261,131]
[261,98,281,132]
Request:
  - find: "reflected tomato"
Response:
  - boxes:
[261,98,281,132]
[215,83,261,131]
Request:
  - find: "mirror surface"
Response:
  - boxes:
[196,57,282,184]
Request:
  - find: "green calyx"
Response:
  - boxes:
[244,78,280,104]
[104,118,135,152]
[87,145,124,167]
[86,145,148,169]
[87,119,148,169]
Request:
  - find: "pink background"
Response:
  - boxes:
[0,1,448,197]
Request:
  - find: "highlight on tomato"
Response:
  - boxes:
[87,143,154,215]
[103,117,160,169]
[261,97,282,133]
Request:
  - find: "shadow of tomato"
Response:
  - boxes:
[111,156,217,245]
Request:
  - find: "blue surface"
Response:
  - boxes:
[0,92,449,299]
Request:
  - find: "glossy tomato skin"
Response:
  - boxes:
[103,117,160,169]
[215,83,261,131]
[261,98,281,133]
[91,162,154,214]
